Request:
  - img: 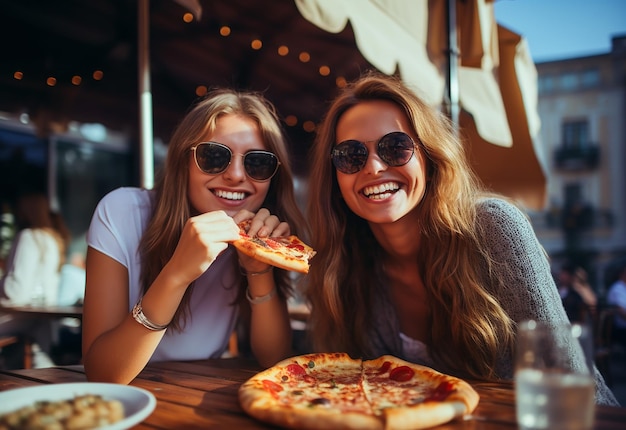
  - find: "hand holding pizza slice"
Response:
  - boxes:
[231,220,316,274]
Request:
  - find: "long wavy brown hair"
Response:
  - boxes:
[305,72,514,379]
[139,89,306,331]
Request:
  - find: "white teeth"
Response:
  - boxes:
[214,190,246,200]
[363,182,399,198]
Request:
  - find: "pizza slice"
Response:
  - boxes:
[361,355,480,430]
[239,353,381,430]
[232,220,316,273]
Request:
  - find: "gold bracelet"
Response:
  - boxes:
[132,299,169,331]
[246,287,277,305]
[240,265,273,276]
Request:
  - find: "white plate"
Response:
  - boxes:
[0,382,156,429]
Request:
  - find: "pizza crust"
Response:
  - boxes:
[232,236,311,273]
[383,401,467,430]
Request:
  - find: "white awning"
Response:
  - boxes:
[295,0,546,209]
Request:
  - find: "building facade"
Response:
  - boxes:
[530,35,626,295]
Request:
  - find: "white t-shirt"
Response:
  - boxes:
[87,187,240,362]
[1,229,61,306]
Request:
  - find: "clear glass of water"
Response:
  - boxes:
[515,320,595,430]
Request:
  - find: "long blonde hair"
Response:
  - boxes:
[139,89,306,331]
[305,72,514,379]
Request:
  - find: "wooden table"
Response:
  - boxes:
[0,304,83,320]
[1,358,625,429]
[0,304,83,368]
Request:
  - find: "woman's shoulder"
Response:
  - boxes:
[475,197,532,226]
[90,187,154,233]
[476,197,527,218]
[475,197,535,241]
[99,187,152,204]
[96,187,154,212]
[88,188,153,254]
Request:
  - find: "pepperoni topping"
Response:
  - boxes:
[287,243,305,251]
[425,381,455,402]
[262,379,283,399]
[287,363,307,376]
[377,361,392,374]
[389,365,415,382]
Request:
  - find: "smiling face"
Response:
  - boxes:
[188,113,271,216]
[334,100,428,225]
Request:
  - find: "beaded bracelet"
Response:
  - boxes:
[132,299,169,331]
[246,286,277,305]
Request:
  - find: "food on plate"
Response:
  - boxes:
[232,220,316,274]
[0,394,124,430]
[238,352,480,429]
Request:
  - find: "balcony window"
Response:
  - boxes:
[580,69,600,88]
[562,121,589,150]
[554,120,599,170]
[560,73,578,91]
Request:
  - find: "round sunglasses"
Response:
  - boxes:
[191,142,280,181]
[330,131,416,174]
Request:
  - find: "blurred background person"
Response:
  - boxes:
[607,260,626,348]
[557,262,598,324]
[57,251,86,307]
[0,191,71,367]
[0,192,70,305]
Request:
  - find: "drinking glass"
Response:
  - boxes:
[515,320,595,430]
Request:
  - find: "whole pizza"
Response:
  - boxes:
[238,352,479,429]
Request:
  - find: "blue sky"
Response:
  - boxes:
[494,0,626,62]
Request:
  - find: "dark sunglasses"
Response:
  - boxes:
[191,142,280,182]
[330,131,416,174]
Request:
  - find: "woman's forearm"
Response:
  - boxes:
[83,267,187,383]
[246,271,293,367]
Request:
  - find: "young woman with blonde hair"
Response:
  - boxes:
[305,72,617,405]
[83,89,305,383]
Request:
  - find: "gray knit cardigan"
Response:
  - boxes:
[368,198,618,406]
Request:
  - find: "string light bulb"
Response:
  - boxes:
[319,65,330,76]
[285,115,298,126]
[303,121,316,132]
